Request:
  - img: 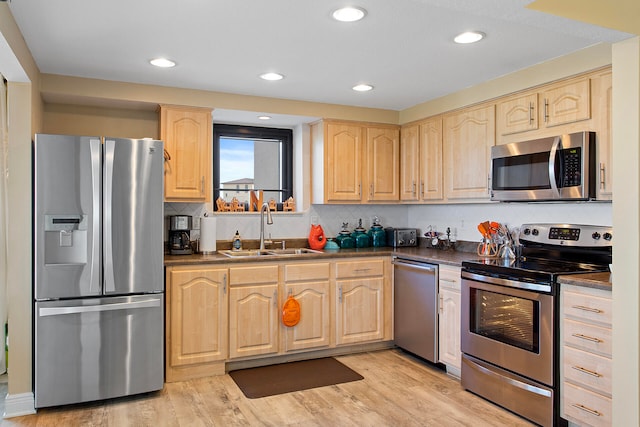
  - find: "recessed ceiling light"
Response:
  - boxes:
[352,84,373,92]
[258,115,272,120]
[332,7,366,22]
[149,58,176,68]
[260,72,284,81]
[454,31,485,44]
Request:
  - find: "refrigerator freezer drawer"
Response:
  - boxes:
[35,295,164,408]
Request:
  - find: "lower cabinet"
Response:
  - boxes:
[438,265,462,376]
[561,284,612,427]
[282,262,331,352]
[335,258,387,346]
[228,264,280,359]
[165,266,228,382]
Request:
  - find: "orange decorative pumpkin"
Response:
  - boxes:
[308,224,327,250]
[282,295,301,327]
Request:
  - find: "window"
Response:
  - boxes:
[213,124,293,211]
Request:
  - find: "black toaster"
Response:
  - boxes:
[385,228,418,247]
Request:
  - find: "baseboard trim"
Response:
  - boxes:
[4,392,36,418]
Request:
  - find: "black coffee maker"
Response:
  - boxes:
[169,215,193,255]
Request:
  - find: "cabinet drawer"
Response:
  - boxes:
[563,289,612,326]
[229,265,279,285]
[438,265,461,291]
[564,319,612,357]
[563,346,611,395]
[284,262,330,282]
[335,259,384,279]
[563,382,611,427]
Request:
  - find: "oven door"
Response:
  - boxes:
[461,275,554,386]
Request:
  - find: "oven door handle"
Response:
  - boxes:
[462,271,552,293]
[472,358,552,398]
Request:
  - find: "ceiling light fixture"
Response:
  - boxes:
[149,58,176,68]
[453,31,485,44]
[352,83,373,92]
[260,72,284,81]
[258,115,272,120]
[332,7,367,22]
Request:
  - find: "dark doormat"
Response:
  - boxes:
[229,357,364,399]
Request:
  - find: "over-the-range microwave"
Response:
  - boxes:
[490,131,596,202]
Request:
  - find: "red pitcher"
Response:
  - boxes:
[308,224,327,250]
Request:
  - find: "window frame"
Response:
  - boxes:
[213,123,293,210]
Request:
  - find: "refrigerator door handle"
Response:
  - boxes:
[103,138,116,293]
[39,298,161,317]
[90,137,102,295]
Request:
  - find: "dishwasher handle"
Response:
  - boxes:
[392,258,437,272]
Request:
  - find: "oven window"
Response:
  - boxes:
[492,151,550,191]
[469,288,540,353]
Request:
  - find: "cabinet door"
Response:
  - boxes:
[419,118,444,201]
[283,281,331,352]
[283,263,331,352]
[365,126,400,202]
[591,71,613,200]
[443,105,495,200]
[336,277,384,345]
[325,123,363,202]
[438,287,461,371]
[229,283,279,358]
[167,267,228,367]
[400,124,420,201]
[497,92,538,136]
[161,105,212,201]
[541,78,590,127]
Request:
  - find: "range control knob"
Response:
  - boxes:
[592,232,601,240]
[532,228,539,236]
[603,232,613,241]
[523,228,531,235]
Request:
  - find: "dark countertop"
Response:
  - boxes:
[164,246,474,267]
[165,246,612,291]
[558,272,612,292]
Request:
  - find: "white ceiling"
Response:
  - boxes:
[7,0,632,126]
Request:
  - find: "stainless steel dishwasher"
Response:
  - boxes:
[393,257,438,362]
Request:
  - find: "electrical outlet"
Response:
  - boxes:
[193,217,200,229]
[311,215,319,224]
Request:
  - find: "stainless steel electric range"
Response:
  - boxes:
[460,223,612,427]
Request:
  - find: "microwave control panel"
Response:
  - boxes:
[560,147,582,187]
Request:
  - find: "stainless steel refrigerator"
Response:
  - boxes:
[33,134,164,408]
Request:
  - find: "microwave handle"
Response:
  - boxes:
[548,136,562,198]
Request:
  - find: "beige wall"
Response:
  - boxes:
[612,36,640,426]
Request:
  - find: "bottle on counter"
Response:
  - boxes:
[232,230,243,251]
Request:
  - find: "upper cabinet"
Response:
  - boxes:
[400,118,443,202]
[443,104,495,201]
[497,75,591,138]
[311,120,400,204]
[160,105,212,202]
[591,70,613,200]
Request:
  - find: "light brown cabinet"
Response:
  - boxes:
[497,76,591,137]
[160,105,212,202]
[591,70,613,200]
[334,258,386,345]
[165,266,228,382]
[443,104,495,201]
[561,284,612,427]
[228,264,280,359]
[400,118,443,202]
[282,262,331,352]
[438,265,461,377]
[311,120,400,203]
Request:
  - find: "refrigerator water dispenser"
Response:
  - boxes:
[44,214,88,264]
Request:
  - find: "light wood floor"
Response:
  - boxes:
[2,349,533,426]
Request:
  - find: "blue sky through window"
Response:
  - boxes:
[219,138,254,183]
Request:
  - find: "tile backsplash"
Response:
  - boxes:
[165,201,612,245]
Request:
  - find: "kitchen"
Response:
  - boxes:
[0,1,638,426]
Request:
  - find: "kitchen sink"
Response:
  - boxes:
[265,248,323,255]
[218,249,273,258]
[218,248,323,258]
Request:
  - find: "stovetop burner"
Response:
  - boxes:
[462,223,612,287]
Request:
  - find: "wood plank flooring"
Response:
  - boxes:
[2,349,534,426]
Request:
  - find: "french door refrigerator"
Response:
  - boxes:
[33,134,164,408]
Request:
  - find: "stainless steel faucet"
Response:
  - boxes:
[259,202,274,251]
